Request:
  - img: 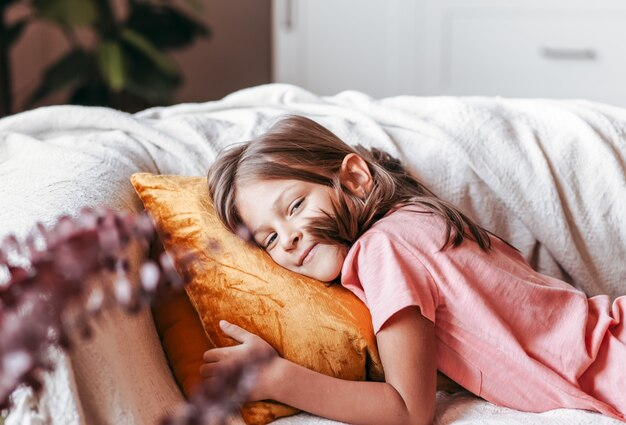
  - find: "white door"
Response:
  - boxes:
[273,0,424,98]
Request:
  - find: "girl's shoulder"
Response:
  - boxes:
[373,205,446,237]
[359,205,448,253]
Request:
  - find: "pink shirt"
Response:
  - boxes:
[341,206,625,421]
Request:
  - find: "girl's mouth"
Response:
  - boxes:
[302,244,318,265]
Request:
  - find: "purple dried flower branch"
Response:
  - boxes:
[0,207,171,405]
[163,354,270,425]
[0,208,262,425]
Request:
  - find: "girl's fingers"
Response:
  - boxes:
[199,362,217,378]
[203,346,232,362]
[199,361,237,378]
[199,359,244,379]
[219,320,253,344]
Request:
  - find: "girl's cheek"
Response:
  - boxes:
[272,253,290,269]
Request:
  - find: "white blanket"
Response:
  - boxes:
[1,83,624,425]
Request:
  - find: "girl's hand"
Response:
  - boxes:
[200,320,280,401]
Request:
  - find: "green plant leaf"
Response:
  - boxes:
[124,76,177,104]
[183,0,203,14]
[97,41,126,91]
[126,4,210,50]
[122,46,181,104]
[27,50,92,106]
[5,19,28,46]
[120,28,178,75]
[33,0,97,27]
[69,81,109,106]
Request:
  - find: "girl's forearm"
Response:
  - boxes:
[267,358,433,425]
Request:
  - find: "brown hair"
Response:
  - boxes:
[208,115,492,252]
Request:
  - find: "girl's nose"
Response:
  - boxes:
[282,230,301,250]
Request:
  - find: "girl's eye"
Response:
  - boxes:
[264,233,277,249]
[290,198,304,215]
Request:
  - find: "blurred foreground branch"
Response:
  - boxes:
[0,208,261,425]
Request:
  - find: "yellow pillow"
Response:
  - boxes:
[151,286,213,397]
[131,173,385,425]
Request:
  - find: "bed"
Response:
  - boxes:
[1,83,624,425]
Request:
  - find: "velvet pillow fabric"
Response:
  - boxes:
[131,172,385,425]
[151,287,212,397]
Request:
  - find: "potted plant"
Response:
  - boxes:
[0,0,209,116]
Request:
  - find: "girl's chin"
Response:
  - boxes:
[309,269,340,282]
[303,245,345,282]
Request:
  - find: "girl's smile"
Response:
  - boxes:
[235,178,347,282]
[302,243,318,265]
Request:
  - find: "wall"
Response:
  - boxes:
[172,0,272,102]
[7,0,271,113]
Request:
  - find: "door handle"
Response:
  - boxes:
[540,47,597,60]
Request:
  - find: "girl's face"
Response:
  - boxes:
[235,179,348,282]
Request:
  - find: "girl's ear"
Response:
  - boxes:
[339,153,373,197]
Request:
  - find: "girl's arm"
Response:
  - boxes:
[270,306,437,425]
[203,306,437,425]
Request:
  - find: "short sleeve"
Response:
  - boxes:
[341,230,439,333]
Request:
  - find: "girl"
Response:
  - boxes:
[203,115,625,425]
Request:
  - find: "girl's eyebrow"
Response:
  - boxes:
[252,183,298,238]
